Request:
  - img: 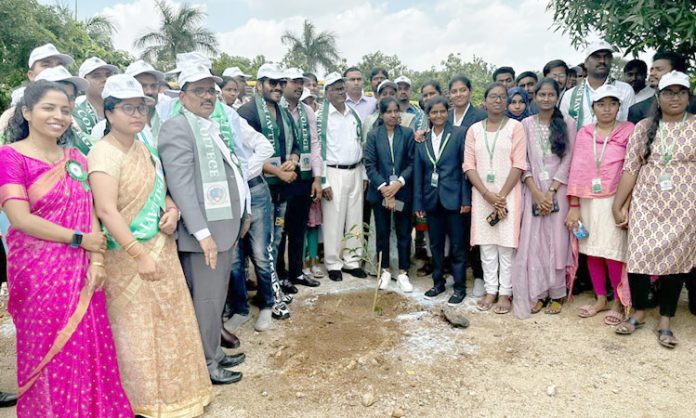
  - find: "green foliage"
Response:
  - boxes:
[211,53,267,78]
[134,0,218,71]
[281,20,343,74]
[0,0,132,110]
[548,0,696,73]
[355,51,408,90]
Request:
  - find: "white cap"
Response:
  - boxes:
[658,71,690,91]
[10,87,26,106]
[394,75,411,86]
[168,52,211,75]
[79,57,119,78]
[28,43,74,69]
[222,67,251,78]
[125,60,165,82]
[284,67,308,81]
[377,79,397,94]
[35,65,89,92]
[300,88,315,102]
[583,41,616,59]
[324,72,345,88]
[101,74,155,105]
[591,84,622,103]
[178,64,222,87]
[256,63,286,80]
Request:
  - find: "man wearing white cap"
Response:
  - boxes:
[300,87,317,111]
[317,72,367,281]
[560,40,635,130]
[73,57,119,136]
[158,63,250,385]
[395,75,427,131]
[343,67,377,121]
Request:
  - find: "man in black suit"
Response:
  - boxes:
[628,51,689,124]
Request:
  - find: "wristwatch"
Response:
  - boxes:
[548,186,558,193]
[70,230,83,248]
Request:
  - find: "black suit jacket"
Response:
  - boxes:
[364,124,415,206]
[413,123,471,212]
[448,106,487,135]
[629,96,696,124]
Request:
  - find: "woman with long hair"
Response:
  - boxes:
[0,80,132,416]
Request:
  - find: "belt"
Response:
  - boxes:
[247,175,265,188]
[326,163,360,170]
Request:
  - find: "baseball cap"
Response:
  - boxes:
[101,74,155,105]
[222,67,251,78]
[178,64,222,88]
[284,67,308,81]
[324,72,345,88]
[79,57,119,78]
[10,87,26,107]
[256,63,286,80]
[125,60,165,82]
[658,71,691,91]
[591,84,622,103]
[394,75,412,86]
[168,52,212,75]
[28,43,74,69]
[35,65,89,92]
[300,88,316,102]
[377,79,397,94]
[583,41,616,59]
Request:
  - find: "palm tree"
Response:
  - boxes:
[134,0,217,67]
[281,20,341,74]
[84,15,117,50]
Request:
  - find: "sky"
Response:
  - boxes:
[39,0,644,77]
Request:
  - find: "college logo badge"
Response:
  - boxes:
[206,184,228,204]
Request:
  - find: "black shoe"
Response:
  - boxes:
[0,391,17,407]
[687,277,696,316]
[448,290,467,305]
[424,284,446,298]
[417,261,433,277]
[291,274,321,287]
[221,328,240,349]
[219,352,246,368]
[222,303,233,321]
[328,270,343,282]
[280,279,298,294]
[272,302,291,320]
[210,367,243,385]
[342,267,367,278]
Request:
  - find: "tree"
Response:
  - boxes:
[84,15,117,50]
[134,0,218,70]
[356,51,408,91]
[281,19,342,74]
[211,53,266,78]
[547,0,696,73]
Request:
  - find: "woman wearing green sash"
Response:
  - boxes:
[88,75,213,417]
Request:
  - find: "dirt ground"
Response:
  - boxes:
[1,270,695,418]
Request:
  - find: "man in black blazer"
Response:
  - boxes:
[364,122,415,291]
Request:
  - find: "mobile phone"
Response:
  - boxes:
[532,200,560,217]
[487,208,508,226]
[382,199,405,212]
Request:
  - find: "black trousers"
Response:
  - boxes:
[0,243,6,285]
[463,212,483,278]
[427,202,468,291]
[630,272,689,317]
[373,203,412,271]
[285,183,312,280]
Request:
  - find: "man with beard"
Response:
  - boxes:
[492,67,516,90]
[560,41,635,130]
[623,59,653,105]
[238,64,311,299]
[394,75,426,131]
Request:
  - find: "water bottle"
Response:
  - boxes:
[574,221,589,240]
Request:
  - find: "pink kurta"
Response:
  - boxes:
[464,118,528,248]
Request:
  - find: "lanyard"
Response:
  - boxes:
[424,130,452,169]
[591,121,616,170]
[483,118,505,167]
[658,112,688,164]
[534,115,551,158]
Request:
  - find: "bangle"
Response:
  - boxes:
[127,242,142,257]
[548,186,558,193]
[91,261,104,267]
[124,240,138,252]
[129,246,146,259]
[570,203,580,208]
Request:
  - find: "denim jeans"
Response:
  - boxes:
[229,180,277,313]
[269,187,287,270]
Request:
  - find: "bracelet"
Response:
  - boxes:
[570,204,580,208]
[129,246,146,259]
[91,261,104,267]
[123,240,138,252]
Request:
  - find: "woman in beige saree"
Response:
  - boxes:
[87,75,213,417]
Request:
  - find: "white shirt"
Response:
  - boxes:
[376,132,405,190]
[318,103,365,189]
[431,129,444,160]
[452,104,470,127]
[559,78,636,129]
[634,86,655,104]
[237,113,274,180]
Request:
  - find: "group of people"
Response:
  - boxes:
[0,38,693,416]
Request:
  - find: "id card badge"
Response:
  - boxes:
[539,169,550,181]
[389,175,399,183]
[430,172,439,187]
[591,178,602,193]
[299,153,312,171]
[659,173,673,191]
[486,169,496,183]
[267,156,281,168]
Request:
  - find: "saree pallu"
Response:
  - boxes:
[88,140,212,417]
[0,146,132,417]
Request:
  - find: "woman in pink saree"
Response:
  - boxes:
[0,80,132,417]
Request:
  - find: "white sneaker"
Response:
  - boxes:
[397,273,413,293]
[302,267,312,276]
[379,269,391,290]
[473,278,485,297]
[255,309,273,332]
[310,265,324,278]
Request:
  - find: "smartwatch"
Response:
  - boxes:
[70,230,83,248]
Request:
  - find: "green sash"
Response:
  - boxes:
[568,78,615,131]
[105,138,167,249]
[181,107,235,222]
[73,100,99,136]
[317,101,363,186]
[255,95,295,185]
[171,100,235,152]
[281,98,313,180]
[70,128,98,156]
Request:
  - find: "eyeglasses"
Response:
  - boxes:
[185,87,217,98]
[660,89,689,99]
[328,86,346,93]
[267,79,287,87]
[116,103,150,116]
[487,94,507,102]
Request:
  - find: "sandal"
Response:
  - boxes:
[615,317,645,335]
[494,296,511,315]
[531,299,546,314]
[476,294,495,311]
[577,304,609,318]
[544,299,563,315]
[655,329,678,349]
[603,310,624,326]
